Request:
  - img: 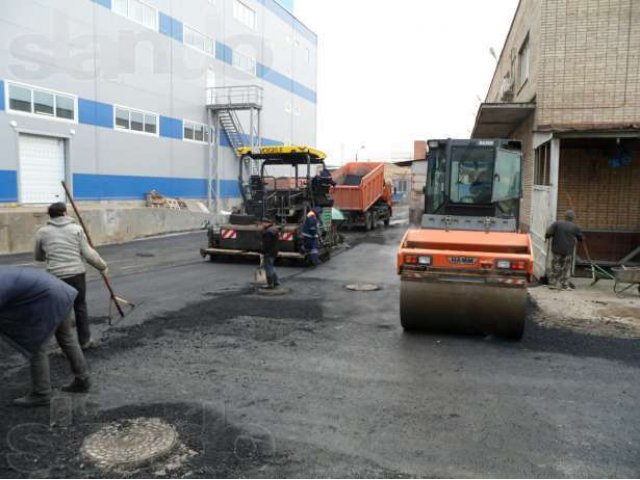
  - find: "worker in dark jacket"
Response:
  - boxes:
[262,221,281,289]
[0,267,91,407]
[311,167,336,207]
[303,208,321,265]
[545,209,584,290]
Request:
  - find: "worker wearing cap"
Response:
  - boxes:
[261,220,281,289]
[0,267,91,407]
[303,208,321,265]
[545,209,584,290]
[34,202,108,350]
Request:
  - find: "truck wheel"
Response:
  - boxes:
[365,212,373,231]
[383,206,391,227]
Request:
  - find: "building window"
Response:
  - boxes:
[534,142,551,186]
[232,50,257,76]
[518,35,530,88]
[7,82,76,121]
[183,121,210,143]
[9,85,32,113]
[112,0,158,30]
[114,106,158,135]
[233,0,256,30]
[184,26,214,56]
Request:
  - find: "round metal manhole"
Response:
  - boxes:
[345,283,381,292]
[257,287,289,296]
[81,418,178,470]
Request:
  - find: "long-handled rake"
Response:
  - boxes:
[61,181,135,324]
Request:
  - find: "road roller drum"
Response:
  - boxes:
[400,278,527,339]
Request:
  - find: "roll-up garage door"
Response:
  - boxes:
[19,134,66,204]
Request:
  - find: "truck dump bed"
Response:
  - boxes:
[332,162,388,212]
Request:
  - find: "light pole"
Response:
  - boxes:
[355,145,366,162]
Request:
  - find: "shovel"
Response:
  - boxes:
[61,181,135,324]
[254,254,268,286]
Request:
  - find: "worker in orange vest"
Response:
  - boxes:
[302,208,321,265]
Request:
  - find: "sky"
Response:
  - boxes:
[294,0,519,164]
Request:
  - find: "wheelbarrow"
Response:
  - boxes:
[612,266,640,296]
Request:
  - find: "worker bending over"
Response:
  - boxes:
[545,209,584,290]
[0,267,91,407]
[34,202,108,350]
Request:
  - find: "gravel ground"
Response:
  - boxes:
[530,279,640,339]
[1,212,639,478]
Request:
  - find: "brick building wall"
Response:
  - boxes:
[512,114,536,231]
[557,139,640,231]
[557,138,640,261]
[486,0,541,106]
[486,0,640,131]
[537,0,640,129]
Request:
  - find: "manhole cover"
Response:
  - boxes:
[82,418,178,470]
[345,283,381,292]
[257,287,289,296]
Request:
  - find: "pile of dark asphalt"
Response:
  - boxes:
[0,288,408,479]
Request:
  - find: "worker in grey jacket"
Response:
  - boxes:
[34,202,108,349]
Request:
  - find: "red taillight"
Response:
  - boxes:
[511,261,527,271]
[405,255,418,264]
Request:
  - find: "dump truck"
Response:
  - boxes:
[201,145,340,264]
[331,162,393,230]
[397,139,534,339]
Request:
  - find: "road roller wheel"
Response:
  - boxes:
[400,315,417,331]
[400,279,527,338]
[495,315,525,340]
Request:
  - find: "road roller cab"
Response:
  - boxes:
[398,139,533,339]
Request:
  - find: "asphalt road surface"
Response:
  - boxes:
[0,216,638,478]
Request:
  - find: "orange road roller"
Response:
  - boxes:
[397,139,534,339]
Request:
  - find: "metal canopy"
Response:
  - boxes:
[472,103,535,139]
[238,145,327,161]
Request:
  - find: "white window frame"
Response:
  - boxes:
[112,0,158,31]
[113,105,159,136]
[183,25,215,56]
[233,0,257,30]
[232,50,257,76]
[5,81,78,124]
[183,120,211,144]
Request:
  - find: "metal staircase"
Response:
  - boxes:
[217,109,245,152]
[206,85,263,214]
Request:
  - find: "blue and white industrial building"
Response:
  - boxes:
[0,0,317,210]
